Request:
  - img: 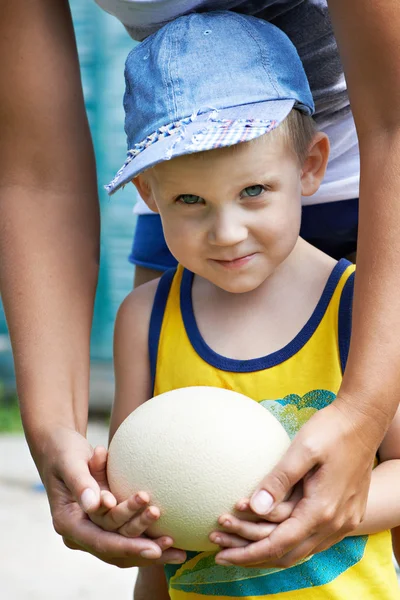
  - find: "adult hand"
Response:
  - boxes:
[40,427,186,568]
[215,399,376,568]
[210,484,302,550]
[87,446,172,540]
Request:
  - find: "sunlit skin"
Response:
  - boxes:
[134,130,329,297]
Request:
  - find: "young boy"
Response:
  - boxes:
[91,11,400,599]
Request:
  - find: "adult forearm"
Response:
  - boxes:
[327,0,400,440]
[338,130,400,439]
[0,0,101,473]
[0,183,99,470]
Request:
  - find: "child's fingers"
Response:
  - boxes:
[86,489,117,519]
[235,498,251,512]
[118,505,161,538]
[89,492,150,530]
[209,531,249,548]
[107,493,152,530]
[217,514,277,541]
[100,490,117,510]
[153,536,175,551]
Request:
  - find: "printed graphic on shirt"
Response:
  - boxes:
[260,388,335,439]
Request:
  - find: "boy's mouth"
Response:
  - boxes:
[210,253,257,269]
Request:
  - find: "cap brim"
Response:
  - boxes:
[106,99,296,195]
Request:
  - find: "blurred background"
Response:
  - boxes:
[0,1,137,412]
[0,5,399,598]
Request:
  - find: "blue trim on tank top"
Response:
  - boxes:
[180,259,352,373]
[148,267,177,393]
[338,270,355,374]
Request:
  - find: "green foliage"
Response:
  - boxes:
[0,383,22,433]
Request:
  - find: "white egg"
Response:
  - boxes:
[107,386,290,551]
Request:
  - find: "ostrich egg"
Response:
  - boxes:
[107,386,290,551]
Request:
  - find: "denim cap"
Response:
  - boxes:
[106,11,314,195]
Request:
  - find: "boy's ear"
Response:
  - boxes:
[131,175,159,213]
[300,132,330,197]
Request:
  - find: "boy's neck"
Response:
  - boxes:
[191,240,337,360]
[195,238,333,302]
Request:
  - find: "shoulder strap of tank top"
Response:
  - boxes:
[338,269,355,373]
[148,267,177,394]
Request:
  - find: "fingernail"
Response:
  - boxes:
[251,490,273,515]
[140,549,158,559]
[216,557,232,566]
[81,488,97,511]
[210,532,221,543]
[167,556,184,564]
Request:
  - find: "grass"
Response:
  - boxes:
[0,386,23,433]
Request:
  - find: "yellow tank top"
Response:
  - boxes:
[149,259,399,599]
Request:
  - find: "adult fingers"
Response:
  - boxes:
[49,435,102,513]
[215,489,361,568]
[256,527,349,569]
[59,504,186,566]
[308,531,347,556]
[266,483,303,523]
[215,503,326,567]
[64,535,185,567]
[250,433,318,516]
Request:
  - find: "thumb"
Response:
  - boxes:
[250,436,317,515]
[60,454,102,513]
[80,484,102,513]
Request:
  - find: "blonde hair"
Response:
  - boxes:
[272,109,317,163]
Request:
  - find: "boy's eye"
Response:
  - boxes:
[177,194,203,205]
[241,185,264,198]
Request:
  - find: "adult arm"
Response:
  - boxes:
[215,0,400,568]
[0,0,99,508]
[0,0,172,567]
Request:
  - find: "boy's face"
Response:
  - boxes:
[138,133,317,294]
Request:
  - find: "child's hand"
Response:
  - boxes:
[87,446,171,546]
[210,483,302,550]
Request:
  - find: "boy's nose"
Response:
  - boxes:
[207,210,248,247]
